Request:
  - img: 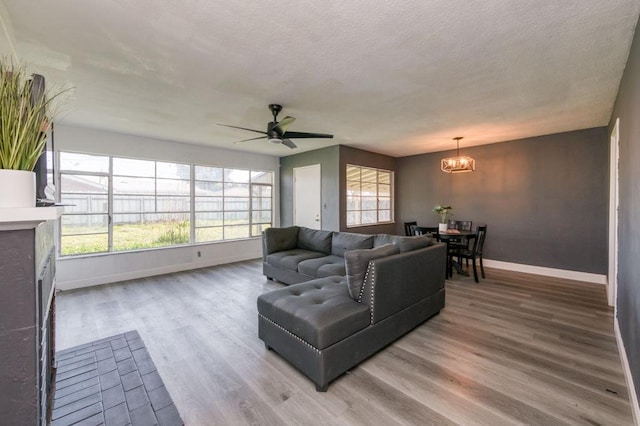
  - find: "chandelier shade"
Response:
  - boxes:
[441,137,475,173]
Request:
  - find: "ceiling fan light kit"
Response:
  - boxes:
[218,104,333,149]
[441,137,475,173]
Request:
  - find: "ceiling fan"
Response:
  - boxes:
[217,104,333,149]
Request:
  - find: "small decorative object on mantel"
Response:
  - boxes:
[433,205,453,233]
[441,136,475,173]
[0,59,67,208]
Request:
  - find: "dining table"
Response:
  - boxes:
[437,230,477,277]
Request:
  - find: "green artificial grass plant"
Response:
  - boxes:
[0,60,65,171]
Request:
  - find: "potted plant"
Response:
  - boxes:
[0,60,66,208]
[433,205,453,232]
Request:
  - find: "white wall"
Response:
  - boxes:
[54,124,280,290]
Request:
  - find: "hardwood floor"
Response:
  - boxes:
[56,260,634,425]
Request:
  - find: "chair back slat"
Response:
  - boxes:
[404,221,417,236]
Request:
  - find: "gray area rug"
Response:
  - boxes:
[52,330,183,426]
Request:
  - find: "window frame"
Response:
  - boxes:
[345,164,394,228]
[57,151,274,257]
[192,165,274,243]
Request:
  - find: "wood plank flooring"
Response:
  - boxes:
[56,260,634,425]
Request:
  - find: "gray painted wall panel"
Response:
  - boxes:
[609,13,640,402]
[280,146,340,231]
[279,145,398,234]
[397,128,608,274]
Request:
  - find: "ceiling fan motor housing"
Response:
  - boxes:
[267,122,283,143]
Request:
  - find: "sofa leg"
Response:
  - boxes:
[315,383,328,392]
[266,276,273,281]
[264,342,271,351]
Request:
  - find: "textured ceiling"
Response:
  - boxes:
[1,0,638,157]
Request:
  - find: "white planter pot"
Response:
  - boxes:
[438,223,448,233]
[0,169,36,208]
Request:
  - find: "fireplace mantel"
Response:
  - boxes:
[0,206,64,231]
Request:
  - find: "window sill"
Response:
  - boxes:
[58,236,262,260]
[346,221,395,229]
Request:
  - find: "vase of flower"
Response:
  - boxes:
[433,205,453,233]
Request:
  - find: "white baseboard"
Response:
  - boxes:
[483,259,607,285]
[57,252,262,291]
[615,318,640,425]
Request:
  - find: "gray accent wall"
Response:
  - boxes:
[609,13,640,402]
[280,146,340,231]
[397,127,609,274]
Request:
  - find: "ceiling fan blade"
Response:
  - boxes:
[233,136,265,144]
[282,131,334,139]
[217,123,267,135]
[281,139,297,149]
[274,116,296,134]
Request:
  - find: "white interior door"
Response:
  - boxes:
[608,118,620,308]
[294,164,321,229]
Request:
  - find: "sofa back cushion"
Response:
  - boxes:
[373,234,399,247]
[298,227,333,254]
[263,226,300,255]
[395,235,433,253]
[344,244,400,301]
[331,232,374,257]
[373,234,432,253]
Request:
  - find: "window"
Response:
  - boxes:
[112,158,191,251]
[194,166,273,242]
[59,153,110,255]
[59,151,273,257]
[346,164,393,227]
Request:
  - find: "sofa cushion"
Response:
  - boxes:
[298,255,346,278]
[331,232,374,257]
[266,249,327,271]
[373,234,400,247]
[373,234,432,252]
[344,244,400,301]
[257,277,370,349]
[395,235,433,253]
[298,228,333,254]
[263,226,300,255]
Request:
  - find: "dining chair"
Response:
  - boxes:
[457,221,472,232]
[448,220,473,265]
[448,225,487,283]
[404,221,417,236]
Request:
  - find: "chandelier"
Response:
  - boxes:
[441,137,475,173]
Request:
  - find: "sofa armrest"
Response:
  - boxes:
[360,242,446,323]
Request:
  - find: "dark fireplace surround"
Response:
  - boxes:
[0,221,57,425]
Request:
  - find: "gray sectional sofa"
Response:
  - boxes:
[258,226,446,391]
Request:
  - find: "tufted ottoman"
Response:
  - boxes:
[257,276,370,391]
